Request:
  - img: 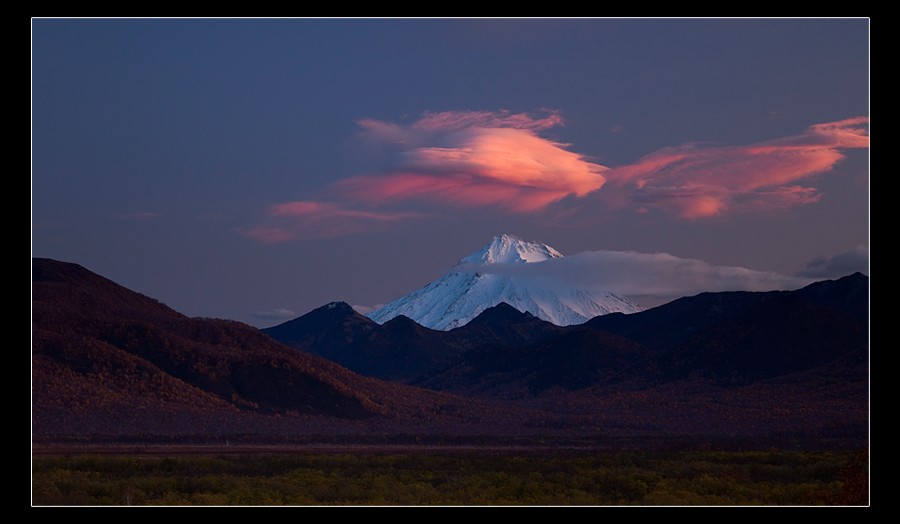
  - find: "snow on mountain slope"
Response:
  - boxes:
[366,235,643,330]
[458,234,563,265]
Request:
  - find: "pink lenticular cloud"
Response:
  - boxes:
[604,117,868,218]
[337,172,583,213]
[339,114,608,212]
[240,112,868,243]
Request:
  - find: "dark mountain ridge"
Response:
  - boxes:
[33,257,868,441]
[262,300,565,382]
[585,272,868,352]
[651,291,868,383]
[31,258,511,436]
[265,272,868,393]
[413,272,868,397]
[260,301,380,359]
[412,326,653,398]
[32,259,376,420]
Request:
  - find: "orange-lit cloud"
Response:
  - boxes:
[241,110,601,243]
[337,111,608,213]
[337,125,608,213]
[603,117,869,218]
[240,113,868,243]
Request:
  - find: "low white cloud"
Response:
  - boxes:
[456,249,817,302]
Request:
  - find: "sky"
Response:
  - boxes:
[32,18,869,328]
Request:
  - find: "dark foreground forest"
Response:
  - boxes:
[32,448,868,505]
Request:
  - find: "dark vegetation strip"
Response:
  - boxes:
[32,448,868,506]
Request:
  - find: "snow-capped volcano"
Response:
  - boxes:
[365,235,643,330]
[458,234,563,265]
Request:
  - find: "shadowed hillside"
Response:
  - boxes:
[31,258,512,436]
[263,301,565,383]
[32,258,869,443]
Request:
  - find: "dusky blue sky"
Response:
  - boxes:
[32,18,869,327]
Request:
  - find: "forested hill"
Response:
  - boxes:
[31,258,504,436]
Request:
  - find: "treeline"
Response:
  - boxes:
[33,448,868,506]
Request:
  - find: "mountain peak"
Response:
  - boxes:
[366,236,642,330]
[263,301,374,336]
[457,234,563,266]
[467,302,537,326]
[323,301,355,313]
